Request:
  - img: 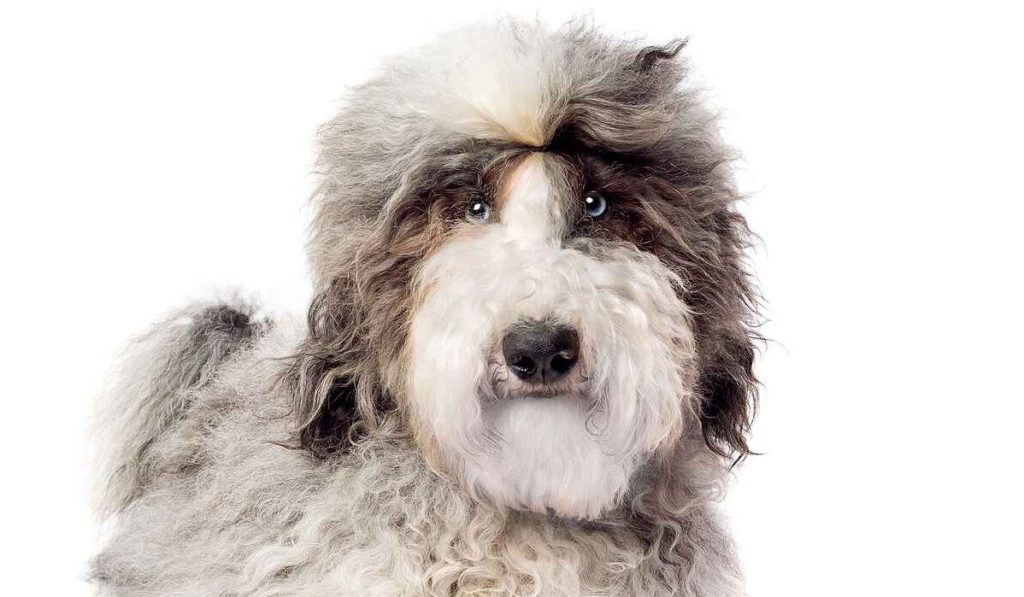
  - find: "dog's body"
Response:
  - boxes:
[92,305,740,596]
[92,20,758,596]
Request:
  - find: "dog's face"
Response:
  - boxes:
[289,21,757,520]
[407,153,695,518]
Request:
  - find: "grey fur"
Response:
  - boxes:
[95,301,267,515]
[92,321,742,595]
[92,19,757,596]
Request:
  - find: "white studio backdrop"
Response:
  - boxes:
[1,2,1022,595]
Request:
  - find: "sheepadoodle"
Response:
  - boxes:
[91,19,760,597]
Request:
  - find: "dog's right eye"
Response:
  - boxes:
[467,198,492,221]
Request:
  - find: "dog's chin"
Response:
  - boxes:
[462,396,641,520]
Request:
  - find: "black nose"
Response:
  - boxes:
[501,321,580,384]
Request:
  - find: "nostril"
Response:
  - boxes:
[548,351,577,375]
[510,355,538,379]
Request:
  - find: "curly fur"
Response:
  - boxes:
[94,300,268,515]
[92,18,759,596]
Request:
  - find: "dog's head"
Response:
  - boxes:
[287,20,758,519]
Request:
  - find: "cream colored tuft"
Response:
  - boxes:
[395,21,558,145]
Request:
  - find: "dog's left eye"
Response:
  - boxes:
[582,190,608,219]
[467,198,491,221]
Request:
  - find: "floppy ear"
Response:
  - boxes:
[698,327,759,459]
[283,276,382,456]
[657,184,759,459]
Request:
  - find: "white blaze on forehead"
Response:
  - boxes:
[500,154,561,245]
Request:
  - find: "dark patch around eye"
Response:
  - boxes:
[582,190,607,218]
[403,147,537,234]
[548,154,662,251]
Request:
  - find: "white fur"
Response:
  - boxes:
[387,21,562,145]
[408,156,697,519]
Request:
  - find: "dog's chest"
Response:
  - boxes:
[308,512,652,596]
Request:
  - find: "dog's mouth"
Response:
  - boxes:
[483,354,589,402]
[511,380,575,399]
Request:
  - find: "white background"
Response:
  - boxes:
[2,1,1022,595]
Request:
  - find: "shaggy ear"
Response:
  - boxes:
[291,356,360,455]
[698,328,759,459]
[284,277,381,456]
[634,39,687,72]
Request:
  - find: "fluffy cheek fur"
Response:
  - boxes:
[406,224,697,520]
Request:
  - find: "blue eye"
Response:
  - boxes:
[467,199,491,221]
[583,191,607,218]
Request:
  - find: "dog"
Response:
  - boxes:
[91,18,759,596]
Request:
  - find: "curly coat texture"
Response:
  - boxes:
[92,19,758,596]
